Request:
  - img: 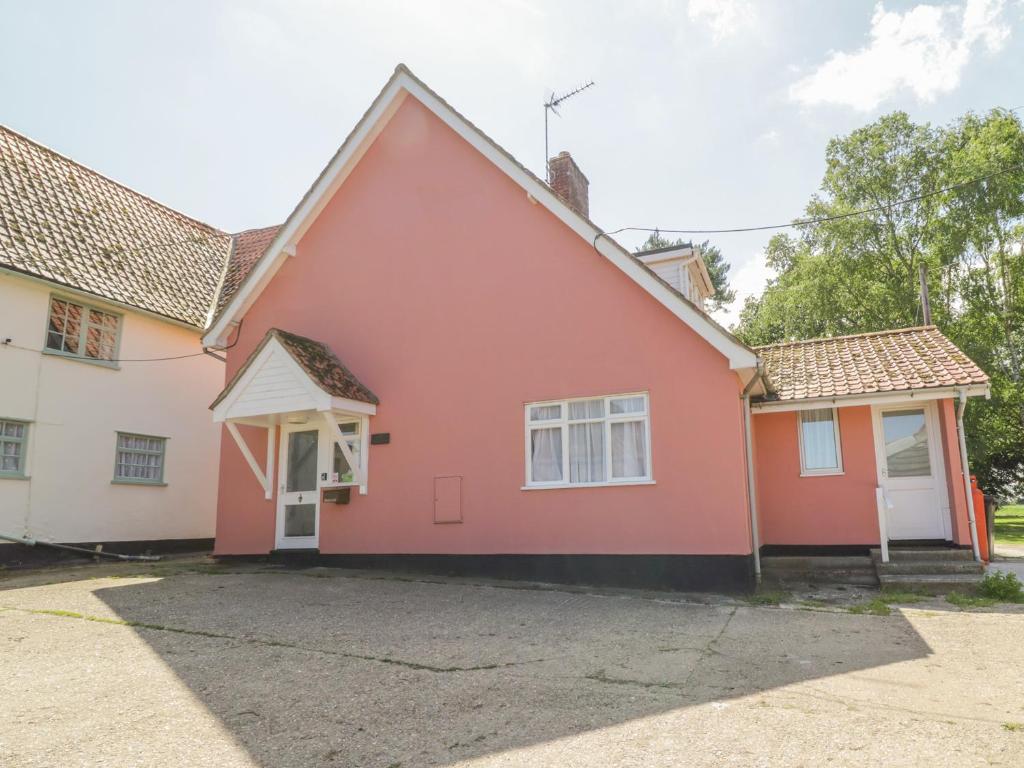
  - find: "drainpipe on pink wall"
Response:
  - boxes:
[742,366,765,582]
[956,389,982,562]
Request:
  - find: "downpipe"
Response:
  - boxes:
[955,390,982,562]
[741,365,765,583]
[0,532,162,562]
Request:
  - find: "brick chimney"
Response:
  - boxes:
[547,151,589,219]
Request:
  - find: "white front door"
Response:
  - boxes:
[276,424,322,549]
[872,402,951,541]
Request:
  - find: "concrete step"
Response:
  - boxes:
[871,547,975,562]
[875,560,984,575]
[763,555,874,571]
[762,556,878,586]
[878,573,984,594]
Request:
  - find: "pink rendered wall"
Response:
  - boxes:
[754,406,881,546]
[937,398,972,546]
[754,398,971,547]
[214,95,752,556]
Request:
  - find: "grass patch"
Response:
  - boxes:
[1003,722,1023,732]
[848,598,892,616]
[977,570,1024,603]
[994,505,1024,546]
[745,590,789,606]
[946,592,998,609]
[848,589,928,616]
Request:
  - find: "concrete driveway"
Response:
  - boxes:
[1,560,1023,767]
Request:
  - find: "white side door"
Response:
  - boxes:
[276,424,322,549]
[872,402,951,541]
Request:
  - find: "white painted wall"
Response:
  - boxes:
[0,272,222,543]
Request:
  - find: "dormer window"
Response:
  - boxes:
[635,245,714,310]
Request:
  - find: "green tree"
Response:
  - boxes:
[737,109,1024,495]
[640,233,736,312]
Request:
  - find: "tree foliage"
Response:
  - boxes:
[640,233,736,312]
[737,109,1024,496]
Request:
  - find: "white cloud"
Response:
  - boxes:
[687,0,756,43]
[714,255,776,328]
[790,0,1010,111]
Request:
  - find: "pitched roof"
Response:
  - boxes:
[210,328,378,410]
[215,225,281,316]
[0,124,233,327]
[756,326,989,403]
[202,64,758,372]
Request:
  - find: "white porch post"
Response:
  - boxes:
[265,424,277,500]
[226,421,271,498]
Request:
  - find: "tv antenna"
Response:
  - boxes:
[544,80,595,181]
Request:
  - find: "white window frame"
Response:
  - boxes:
[797,407,844,477]
[523,392,654,490]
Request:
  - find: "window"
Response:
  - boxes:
[114,433,166,484]
[526,394,652,488]
[45,297,120,362]
[331,421,362,484]
[798,408,843,475]
[0,420,29,477]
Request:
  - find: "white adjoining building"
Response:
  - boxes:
[0,125,261,553]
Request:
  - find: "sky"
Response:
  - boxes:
[2,0,1022,327]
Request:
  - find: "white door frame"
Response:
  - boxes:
[276,421,323,549]
[871,400,952,541]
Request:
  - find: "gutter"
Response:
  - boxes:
[750,383,991,413]
[955,389,982,562]
[0,265,204,332]
[741,365,765,582]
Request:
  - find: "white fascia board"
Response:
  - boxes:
[325,397,377,416]
[203,68,756,370]
[636,246,695,265]
[203,83,409,348]
[691,248,715,297]
[750,384,991,413]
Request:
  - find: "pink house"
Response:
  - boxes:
[202,66,990,591]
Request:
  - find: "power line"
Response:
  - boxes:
[1,320,241,363]
[598,163,1023,239]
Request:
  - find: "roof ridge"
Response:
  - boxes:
[755,325,937,349]
[0,123,228,237]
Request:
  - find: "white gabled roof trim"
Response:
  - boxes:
[203,65,756,370]
[212,336,378,422]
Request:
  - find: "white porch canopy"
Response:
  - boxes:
[210,328,378,497]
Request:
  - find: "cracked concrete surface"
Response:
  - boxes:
[1,560,1023,767]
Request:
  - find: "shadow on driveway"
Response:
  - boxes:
[61,565,953,767]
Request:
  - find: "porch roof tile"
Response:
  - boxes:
[210,328,378,410]
[755,326,988,403]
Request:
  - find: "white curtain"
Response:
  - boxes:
[531,405,562,421]
[800,409,838,470]
[531,427,563,482]
[611,421,647,478]
[569,423,604,482]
